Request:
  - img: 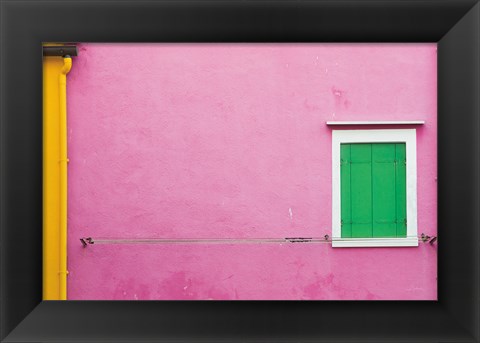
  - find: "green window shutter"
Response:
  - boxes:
[350,144,373,238]
[340,143,407,238]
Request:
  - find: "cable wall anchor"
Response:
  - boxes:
[80,237,94,247]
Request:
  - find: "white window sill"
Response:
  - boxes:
[332,237,419,248]
[326,120,425,126]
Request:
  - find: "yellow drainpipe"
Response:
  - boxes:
[58,56,72,300]
[43,51,73,300]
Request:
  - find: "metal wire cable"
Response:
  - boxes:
[80,235,437,246]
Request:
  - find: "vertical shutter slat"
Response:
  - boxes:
[372,144,397,237]
[395,143,407,237]
[340,144,352,238]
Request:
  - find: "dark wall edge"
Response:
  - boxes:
[438,2,480,340]
[1,0,479,342]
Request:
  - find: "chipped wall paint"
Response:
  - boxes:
[66,43,437,300]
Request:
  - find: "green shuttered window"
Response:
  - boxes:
[340,143,407,238]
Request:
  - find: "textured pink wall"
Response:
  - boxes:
[66,43,437,300]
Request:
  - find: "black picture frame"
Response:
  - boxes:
[1,0,479,342]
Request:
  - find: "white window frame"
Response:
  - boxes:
[332,129,418,247]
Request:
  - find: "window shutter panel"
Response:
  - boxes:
[341,142,407,239]
[350,144,373,238]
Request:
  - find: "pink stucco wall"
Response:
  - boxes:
[66,43,437,300]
